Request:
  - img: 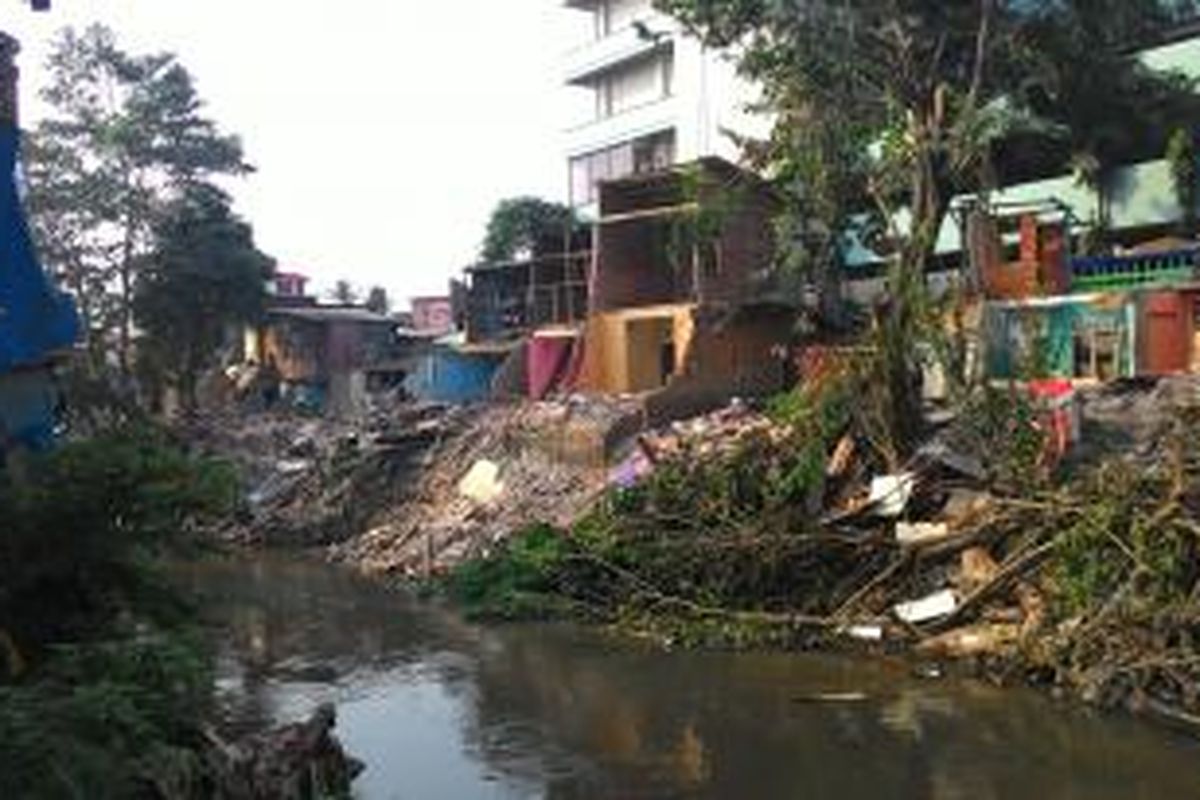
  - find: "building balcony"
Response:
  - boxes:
[565,94,678,158]
[563,23,673,86]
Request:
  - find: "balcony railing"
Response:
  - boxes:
[1069,248,1199,292]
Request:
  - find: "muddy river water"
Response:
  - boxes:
[176,555,1200,800]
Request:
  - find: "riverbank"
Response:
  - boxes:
[431,376,1200,736]
[186,375,1200,739]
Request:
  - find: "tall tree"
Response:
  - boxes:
[657,0,1199,451]
[134,183,272,412]
[25,25,249,376]
[330,279,358,305]
[481,197,580,263]
[365,285,390,315]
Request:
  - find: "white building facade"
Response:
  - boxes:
[562,0,766,216]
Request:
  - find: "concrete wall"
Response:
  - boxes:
[262,319,325,382]
[576,301,789,409]
[577,302,694,394]
[647,305,790,422]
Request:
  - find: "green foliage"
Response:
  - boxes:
[0,427,236,797]
[1167,127,1198,236]
[134,183,272,411]
[448,524,578,620]
[480,197,580,264]
[24,24,252,376]
[365,285,390,315]
[952,385,1049,493]
[655,0,1200,450]
[448,383,866,642]
[1048,455,1197,618]
[330,279,358,305]
[0,426,237,660]
[0,634,212,800]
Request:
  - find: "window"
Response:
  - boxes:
[632,129,675,174]
[595,52,673,119]
[570,129,676,206]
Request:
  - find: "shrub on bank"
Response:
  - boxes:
[0,427,236,798]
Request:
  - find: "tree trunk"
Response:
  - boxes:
[883,126,950,456]
[118,228,133,378]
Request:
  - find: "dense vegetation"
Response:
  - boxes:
[0,427,238,798]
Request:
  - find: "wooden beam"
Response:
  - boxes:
[598,202,700,226]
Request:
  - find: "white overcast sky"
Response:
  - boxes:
[5,1,591,306]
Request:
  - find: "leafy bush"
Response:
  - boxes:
[0,426,236,797]
[0,426,237,658]
[448,524,577,620]
[0,634,212,800]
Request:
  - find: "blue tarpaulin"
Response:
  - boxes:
[0,126,78,371]
[405,347,503,405]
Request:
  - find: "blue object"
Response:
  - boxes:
[405,348,503,405]
[0,126,78,372]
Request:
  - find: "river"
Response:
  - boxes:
[175,555,1200,800]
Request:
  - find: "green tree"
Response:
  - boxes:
[481,196,580,263]
[656,0,1199,451]
[330,279,358,304]
[1009,5,1200,247]
[1167,127,1198,236]
[134,184,273,412]
[365,285,390,314]
[25,25,249,376]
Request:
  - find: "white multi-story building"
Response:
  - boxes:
[562,0,766,216]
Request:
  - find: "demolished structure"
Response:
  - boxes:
[458,157,795,421]
[241,284,418,417]
[576,158,791,421]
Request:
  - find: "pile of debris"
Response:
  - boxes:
[183,404,457,547]
[330,397,644,575]
[461,376,1200,727]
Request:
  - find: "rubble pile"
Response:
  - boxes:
[330,399,642,575]
[458,376,1200,728]
[184,404,455,546]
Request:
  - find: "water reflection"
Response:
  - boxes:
[175,555,1200,800]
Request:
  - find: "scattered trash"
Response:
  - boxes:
[941,488,994,527]
[917,623,1020,657]
[608,441,655,489]
[792,692,870,704]
[843,624,884,641]
[895,521,951,546]
[825,434,856,478]
[894,589,958,624]
[917,439,986,481]
[869,473,916,517]
[458,459,504,504]
[958,547,1000,592]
